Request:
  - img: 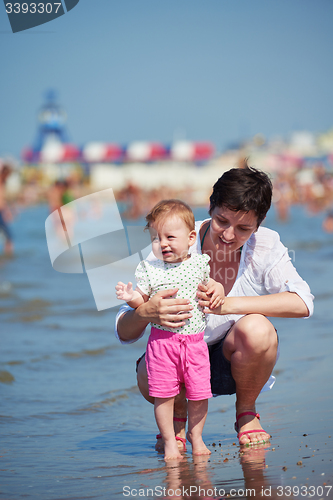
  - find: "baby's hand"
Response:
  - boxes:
[205,280,225,309]
[115,281,134,302]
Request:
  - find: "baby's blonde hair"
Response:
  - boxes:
[145,199,195,232]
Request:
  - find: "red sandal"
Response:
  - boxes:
[234,411,269,445]
[155,434,187,451]
[156,417,187,452]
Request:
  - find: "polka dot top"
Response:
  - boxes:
[135,253,211,335]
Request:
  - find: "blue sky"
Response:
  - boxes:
[1,0,333,158]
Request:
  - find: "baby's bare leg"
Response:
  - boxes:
[154,397,183,461]
[187,399,211,456]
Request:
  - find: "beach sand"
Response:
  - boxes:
[0,203,332,499]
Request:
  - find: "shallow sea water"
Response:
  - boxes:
[0,203,332,499]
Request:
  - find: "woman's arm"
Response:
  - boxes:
[117,288,194,342]
[117,307,150,343]
[199,288,309,318]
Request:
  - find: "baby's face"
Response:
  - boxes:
[149,216,196,263]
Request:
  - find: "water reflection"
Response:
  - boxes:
[149,444,289,500]
[137,455,216,500]
[239,444,274,499]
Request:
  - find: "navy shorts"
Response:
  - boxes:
[208,333,236,396]
[208,327,278,396]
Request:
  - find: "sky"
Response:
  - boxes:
[1,0,333,159]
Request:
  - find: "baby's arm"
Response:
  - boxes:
[115,282,148,309]
[205,278,225,309]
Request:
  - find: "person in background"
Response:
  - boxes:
[0,164,14,256]
[322,209,333,233]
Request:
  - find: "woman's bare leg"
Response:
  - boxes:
[223,314,278,445]
[186,399,211,456]
[136,355,154,404]
[136,355,187,449]
[154,397,183,461]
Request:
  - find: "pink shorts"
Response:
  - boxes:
[146,327,212,401]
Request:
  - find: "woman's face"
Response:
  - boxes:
[209,206,258,256]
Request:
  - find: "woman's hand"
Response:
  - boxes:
[117,288,193,343]
[136,288,193,328]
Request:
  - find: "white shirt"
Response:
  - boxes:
[115,220,314,345]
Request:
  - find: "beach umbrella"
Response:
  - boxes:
[40,142,80,163]
[171,141,214,162]
[126,142,168,162]
[82,142,125,163]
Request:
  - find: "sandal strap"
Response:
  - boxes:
[236,411,260,424]
[235,412,260,433]
[175,436,187,451]
[237,429,267,440]
[155,433,187,451]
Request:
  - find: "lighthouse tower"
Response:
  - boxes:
[34,89,69,151]
[22,90,79,164]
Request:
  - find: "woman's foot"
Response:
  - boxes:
[186,431,211,456]
[235,410,270,446]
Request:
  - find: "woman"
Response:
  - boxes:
[115,166,314,446]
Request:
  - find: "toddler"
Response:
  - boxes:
[116,200,224,460]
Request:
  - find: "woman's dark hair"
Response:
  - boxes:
[209,165,273,227]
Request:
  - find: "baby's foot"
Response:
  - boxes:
[164,439,183,461]
[186,432,211,456]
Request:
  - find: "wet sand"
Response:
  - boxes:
[0,203,332,499]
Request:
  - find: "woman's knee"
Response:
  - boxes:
[232,314,277,354]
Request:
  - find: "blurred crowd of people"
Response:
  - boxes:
[273,165,332,215]
[272,163,333,231]
[114,162,333,233]
[1,160,333,257]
